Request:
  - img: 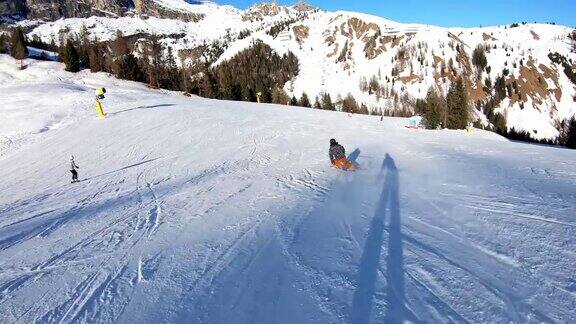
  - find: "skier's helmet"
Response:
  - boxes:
[70,155,75,161]
[330,138,337,146]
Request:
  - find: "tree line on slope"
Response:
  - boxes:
[57,29,377,115]
[463,45,573,147]
[2,26,466,123]
[192,40,299,103]
[415,73,574,147]
[548,52,576,86]
[4,26,376,114]
[4,27,576,149]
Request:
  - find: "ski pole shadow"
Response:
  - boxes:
[110,104,176,116]
[85,158,161,181]
[350,153,404,324]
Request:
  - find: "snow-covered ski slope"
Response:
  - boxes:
[1,56,576,323]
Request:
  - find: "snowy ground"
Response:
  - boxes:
[1,57,576,323]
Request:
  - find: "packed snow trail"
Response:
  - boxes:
[1,58,576,323]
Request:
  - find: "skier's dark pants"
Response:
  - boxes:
[70,170,78,181]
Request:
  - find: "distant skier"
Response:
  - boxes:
[69,155,80,183]
[329,139,356,171]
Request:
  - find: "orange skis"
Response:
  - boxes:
[332,157,357,171]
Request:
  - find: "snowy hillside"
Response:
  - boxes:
[1,56,576,323]
[17,0,576,140]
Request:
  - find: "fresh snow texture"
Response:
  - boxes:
[1,56,576,323]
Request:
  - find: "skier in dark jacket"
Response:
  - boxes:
[329,139,345,162]
[69,155,80,183]
[329,139,356,171]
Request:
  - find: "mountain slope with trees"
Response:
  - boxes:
[2,0,575,141]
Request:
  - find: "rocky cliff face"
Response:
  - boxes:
[30,0,133,19]
[0,0,204,22]
[0,0,134,19]
[0,0,25,16]
[133,0,203,22]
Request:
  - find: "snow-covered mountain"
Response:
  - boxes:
[1,53,576,323]
[5,0,576,139]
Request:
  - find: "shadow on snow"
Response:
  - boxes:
[85,158,161,181]
[109,104,176,116]
[350,153,405,324]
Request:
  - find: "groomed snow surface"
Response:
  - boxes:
[1,56,575,323]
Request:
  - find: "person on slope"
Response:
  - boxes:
[69,155,80,183]
[329,139,356,171]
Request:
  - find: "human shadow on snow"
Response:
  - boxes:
[350,153,404,324]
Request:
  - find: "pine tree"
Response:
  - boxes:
[271,87,290,104]
[421,86,444,129]
[494,75,507,100]
[558,116,576,149]
[79,24,90,69]
[166,46,177,71]
[147,37,162,89]
[484,77,492,90]
[139,53,151,86]
[446,77,469,129]
[241,86,254,102]
[10,27,28,69]
[0,34,7,54]
[181,58,190,95]
[218,68,241,100]
[321,93,335,110]
[113,30,129,57]
[160,47,181,91]
[336,94,343,107]
[117,53,144,82]
[440,60,447,77]
[342,93,359,114]
[313,96,321,109]
[198,69,216,98]
[492,113,507,134]
[566,117,576,149]
[299,92,311,107]
[112,30,129,77]
[57,31,68,59]
[49,39,57,52]
[472,45,488,76]
[359,103,369,115]
[88,38,103,72]
[62,38,81,72]
[290,95,298,106]
[369,75,379,95]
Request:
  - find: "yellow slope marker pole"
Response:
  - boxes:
[95,87,107,119]
[257,92,262,104]
[95,99,106,119]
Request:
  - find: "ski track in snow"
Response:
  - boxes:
[1,59,576,323]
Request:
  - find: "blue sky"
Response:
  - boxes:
[216,0,576,28]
